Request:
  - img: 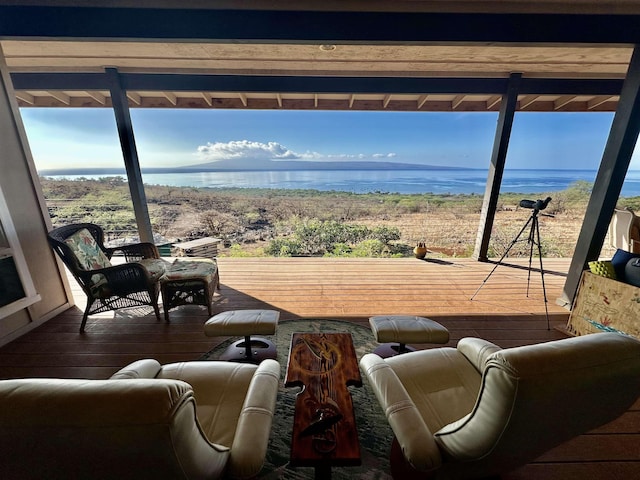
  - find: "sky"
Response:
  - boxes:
[19,107,639,171]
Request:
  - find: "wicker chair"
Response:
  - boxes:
[48,223,166,332]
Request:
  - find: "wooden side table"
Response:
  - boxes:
[285,332,362,479]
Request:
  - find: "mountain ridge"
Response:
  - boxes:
[39,159,472,176]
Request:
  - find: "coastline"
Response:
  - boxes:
[39,167,640,196]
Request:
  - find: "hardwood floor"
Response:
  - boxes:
[0,257,638,479]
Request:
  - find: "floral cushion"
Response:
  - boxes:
[64,228,112,271]
[161,258,217,283]
[138,258,169,282]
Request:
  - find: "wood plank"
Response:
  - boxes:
[0,257,636,479]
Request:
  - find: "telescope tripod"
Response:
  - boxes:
[471,208,551,330]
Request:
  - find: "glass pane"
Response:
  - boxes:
[0,256,26,307]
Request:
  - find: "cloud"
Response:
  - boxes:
[196,140,397,163]
[196,140,300,161]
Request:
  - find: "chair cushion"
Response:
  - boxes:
[64,228,112,271]
[204,309,279,337]
[369,315,450,344]
[386,347,482,433]
[161,258,218,283]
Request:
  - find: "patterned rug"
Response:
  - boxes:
[201,319,393,479]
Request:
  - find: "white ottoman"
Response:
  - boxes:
[369,315,450,357]
[204,309,279,363]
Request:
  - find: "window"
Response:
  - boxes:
[0,188,40,319]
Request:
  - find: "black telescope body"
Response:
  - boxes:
[519,197,552,211]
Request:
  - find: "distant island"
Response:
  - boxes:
[39,159,471,176]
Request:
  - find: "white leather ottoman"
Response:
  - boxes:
[369,315,449,357]
[204,309,279,363]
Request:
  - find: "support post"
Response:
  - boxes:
[473,73,522,261]
[105,67,154,244]
[560,45,640,307]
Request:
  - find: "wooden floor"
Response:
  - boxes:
[0,257,638,479]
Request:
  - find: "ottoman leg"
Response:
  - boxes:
[219,335,277,364]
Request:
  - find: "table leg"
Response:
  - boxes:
[314,464,332,480]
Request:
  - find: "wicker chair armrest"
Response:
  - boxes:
[107,242,160,262]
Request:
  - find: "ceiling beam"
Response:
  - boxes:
[201,92,212,106]
[519,95,539,109]
[162,91,177,106]
[486,95,501,109]
[126,92,141,105]
[554,95,577,110]
[9,73,625,97]
[86,90,106,105]
[1,7,640,44]
[587,95,614,110]
[452,95,465,109]
[47,90,70,105]
[14,91,34,105]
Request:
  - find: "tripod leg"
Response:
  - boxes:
[471,214,534,300]
[526,215,537,297]
[534,216,551,330]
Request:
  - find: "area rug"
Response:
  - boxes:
[201,319,394,479]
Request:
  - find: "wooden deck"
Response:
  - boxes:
[0,257,638,479]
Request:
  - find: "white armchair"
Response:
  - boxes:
[361,333,640,479]
[0,359,280,480]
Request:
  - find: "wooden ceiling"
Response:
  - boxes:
[2,41,632,112]
[1,1,639,112]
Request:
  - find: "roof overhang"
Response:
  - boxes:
[1,1,640,112]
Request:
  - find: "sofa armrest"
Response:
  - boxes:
[360,353,442,473]
[228,359,281,480]
[110,359,163,379]
[456,338,502,373]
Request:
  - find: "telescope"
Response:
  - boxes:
[519,197,552,211]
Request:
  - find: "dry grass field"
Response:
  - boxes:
[42,177,628,260]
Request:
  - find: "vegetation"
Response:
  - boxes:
[39,176,636,259]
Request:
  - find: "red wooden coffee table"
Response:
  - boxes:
[285,332,362,479]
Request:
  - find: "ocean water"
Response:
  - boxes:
[46,168,640,197]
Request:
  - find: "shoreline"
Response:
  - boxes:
[39,168,640,197]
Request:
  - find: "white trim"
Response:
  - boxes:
[0,185,40,319]
[0,294,41,321]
